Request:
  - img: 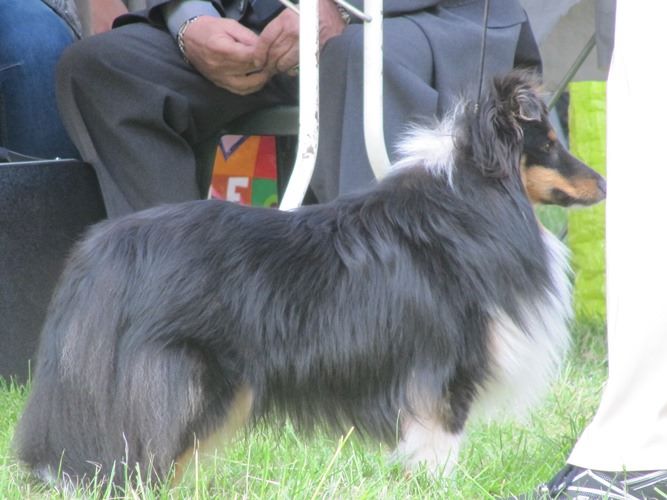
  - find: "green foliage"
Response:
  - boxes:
[568,82,607,322]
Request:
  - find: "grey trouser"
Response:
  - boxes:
[57,24,297,216]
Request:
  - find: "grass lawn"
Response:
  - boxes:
[0,320,606,499]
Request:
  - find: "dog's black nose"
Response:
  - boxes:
[598,178,607,197]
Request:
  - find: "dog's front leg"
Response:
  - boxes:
[393,413,463,476]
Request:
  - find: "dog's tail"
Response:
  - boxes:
[13,219,241,487]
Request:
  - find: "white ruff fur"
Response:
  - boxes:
[473,230,573,421]
[390,113,572,470]
[392,115,458,185]
[394,416,462,476]
[393,235,571,475]
[392,113,572,421]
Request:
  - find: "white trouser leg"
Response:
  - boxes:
[568,0,667,471]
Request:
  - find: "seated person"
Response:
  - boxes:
[55,0,541,217]
[0,0,128,160]
[0,0,81,159]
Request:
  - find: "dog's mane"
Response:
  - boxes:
[390,70,545,188]
[391,104,462,187]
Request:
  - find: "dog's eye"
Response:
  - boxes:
[541,142,553,153]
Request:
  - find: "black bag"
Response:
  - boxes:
[0,150,107,382]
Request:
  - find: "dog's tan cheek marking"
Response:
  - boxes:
[523,166,579,204]
[520,157,543,204]
[172,385,254,485]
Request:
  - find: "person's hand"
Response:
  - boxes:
[318,0,348,47]
[257,0,348,77]
[89,0,128,34]
[256,8,299,76]
[180,16,271,95]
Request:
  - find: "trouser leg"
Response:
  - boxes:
[567,0,667,471]
[56,23,297,217]
[0,0,78,159]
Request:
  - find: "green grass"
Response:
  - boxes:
[535,206,568,238]
[0,322,607,499]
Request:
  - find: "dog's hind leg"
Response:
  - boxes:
[172,384,254,485]
[107,340,252,486]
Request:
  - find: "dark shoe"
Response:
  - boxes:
[528,464,667,499]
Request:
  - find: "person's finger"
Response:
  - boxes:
[272,43,298,73]
[216,71,270,95]
[253,36,271,69]
[183,18,265,75]
[208,34,257,64]
[264,35,298,73]
[224,20,262,46]
[259,9,299,72]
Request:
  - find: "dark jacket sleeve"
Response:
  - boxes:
[114,0,444,29]
[114,0,233,29]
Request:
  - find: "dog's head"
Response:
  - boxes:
[468,70,606,207]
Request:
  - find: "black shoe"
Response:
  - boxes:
[522,464,667,499]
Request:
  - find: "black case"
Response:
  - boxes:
[0,158,107,382]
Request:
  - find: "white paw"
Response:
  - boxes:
[393,417,462,477]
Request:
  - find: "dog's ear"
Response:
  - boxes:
[464,71,544,179]
[469,71,543,178]
[513,86,542,123]
[494,70,544,123]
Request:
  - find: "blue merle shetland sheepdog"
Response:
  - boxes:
[14,70,606,487]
